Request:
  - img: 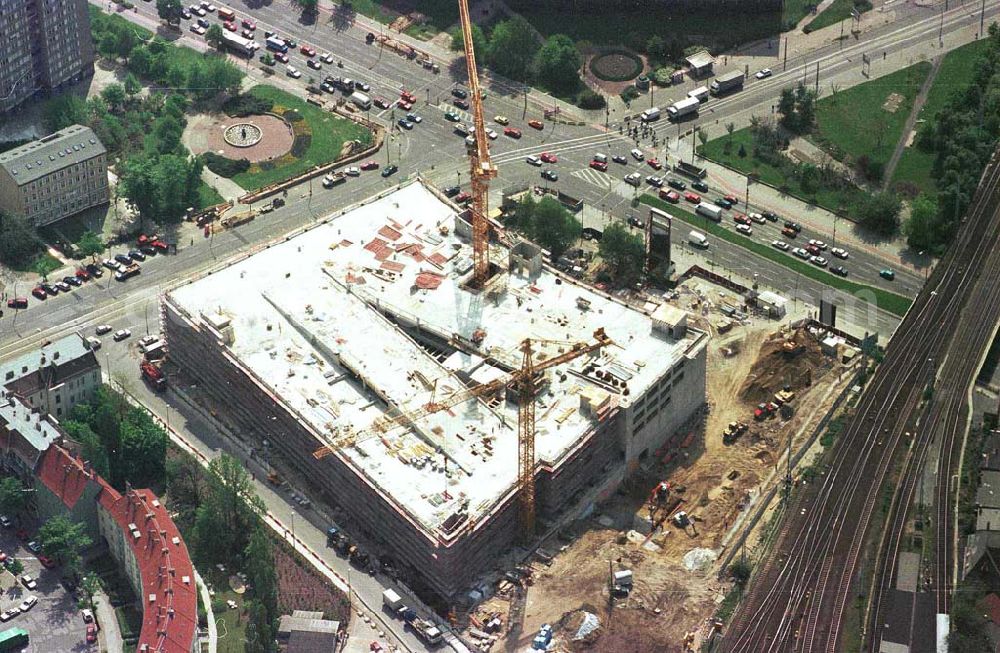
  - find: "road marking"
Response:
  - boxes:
[570,168,614,189]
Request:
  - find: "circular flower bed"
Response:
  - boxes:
[590,51,643,83]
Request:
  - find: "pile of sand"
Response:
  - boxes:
[738,327,826,404]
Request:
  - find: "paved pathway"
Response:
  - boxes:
[882,53,942,188]
[94,586,123,653]
[196,571,218,653]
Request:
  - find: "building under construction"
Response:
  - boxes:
[161,182,707,602]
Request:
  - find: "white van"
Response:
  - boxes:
[593,153,608,164]
[641,107,661,122]
[688,230,708,248]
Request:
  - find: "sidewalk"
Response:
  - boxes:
[196,571,218,653]
[93,586,123,653]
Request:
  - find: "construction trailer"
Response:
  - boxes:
[161,182,708,606]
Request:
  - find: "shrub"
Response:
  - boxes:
[222,94,274,117]
[652,68,673,86]
[576,90,607,110]
[589,50,643,82]
[620,85,640,103]
[202,151,250,177]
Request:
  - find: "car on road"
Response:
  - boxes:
[321,52,334,64]
[748,212,766,224]
[646,158,662,170]
[380,164,398,178]
[806,244,821,256]
[286,66,301,78]
[781,226,798,238]
[540,152,558,164]
[627,215,643,228]
[660,189,681,203]
[715,197,733,209]
[831,265,849,277]
[241,28,254,39]
[528,119,544,130]
[755,68,773,79]
[735,224,752,236]
[189,24,205,34]
[541,169,558,182]
[344,166,361,177]
[223,21,236,32]
[274,52,289,63]
[784,220,802,232]
[300,45,316,57]
[355,80,371,92]
[645,176,663,187]
[20,575,36,590]
[0,516,9,528]
[831,247,849,259]
[320,81,335,93]
[503,127,522,139]
[398,100,414,111]
[723,194,739,205]
[113,329,132,342]
[96,325,113,336]
[405,113,422,124]
[683,192,701,204]
[692,180,709,193]
[612,154,628,164]
[771,240,790,251]
[284,37,298,47]
[360,161,379,171]
[374,97,390,109]
[17,597,36,612]
[791,247,809,260]
[808,239,828,250]
[494,115,509,125]
[397,118,413,130]
[733,213,752,225]
[624,173,641,187]
[880,268,895,280]
[128,249,146,261]
[666,178,686,191]
[241,17,256,29]
[307,59,322,70]
[525,155,542,166]
[443,186,460,197]
[453,98,470,110]
[810,255,828,267]
[590,160,608,171]
[762,210,779,222]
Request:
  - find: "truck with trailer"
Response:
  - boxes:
[688,230,708,248]
[696,202,723,222]
[687,86,709,102]
[710,70,745,96]
[409,617,444,645]
[382,589,404,613]
[640,107,661,122]
[667,97,700,120]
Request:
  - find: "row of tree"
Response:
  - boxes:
[451,16,587,97]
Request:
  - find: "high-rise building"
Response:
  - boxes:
[0,124,109,226]
[0,0,95,114]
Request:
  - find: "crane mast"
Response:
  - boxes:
[457,0,496,288]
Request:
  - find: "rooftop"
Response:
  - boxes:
[0,125,106,186]
[168,182,699,537]
[37,444,95,510]
[685,50,714,69]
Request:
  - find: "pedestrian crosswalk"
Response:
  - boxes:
[436,103,472,123]
[571,167,619,190]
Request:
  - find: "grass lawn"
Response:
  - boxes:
[204,570,250,653]
[804,0,871,33]
[10,252,61,275]
[197,182,224,207]
[812,61,931,165]
[783,0,818,29]
[115,605,143,644]
[640,194,912,316]
[231,85,373,191]
[891,39,989,192]
[698,129,868,215]
[351,0,457,30]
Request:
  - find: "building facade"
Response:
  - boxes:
[0,0,95,114]
[0,125,109,227]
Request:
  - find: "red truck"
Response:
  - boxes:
[140,361,166,391]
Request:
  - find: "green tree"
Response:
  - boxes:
[777,87,797,131]
[206,24,225,51]
[531,197,582,260]
[38,515,92,575]
[902,193,943,253]
[128,45,152,78]
[0,477,29,517]
[598,222,644,282]
[295,0,317,13]
[726,122,735,143]
[156,0,182,24]
[77,230,105,261]
[730,559,752,586]
[645,35,666,61]
[487,16,540,82]
[794,83,816,132]
[43,94,89,132]
[119,408,168,488]
[6,559,22,576]
[244,599,276,653]
[193,454,265,564]
[101,83,127,114]
[532,34,582,95]
[450,24,487,64]
[78,572,101,610]
[856,191,902,236]
[0,212,42,267]
[244,529,278,638]
[124,73,142,99]
[63,420,111,480]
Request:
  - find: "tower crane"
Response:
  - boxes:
[457,0,496,288]
[312,328,613,539]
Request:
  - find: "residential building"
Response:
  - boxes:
[278,610,340,653]
[0,0,95,114]
[0,125,109,227]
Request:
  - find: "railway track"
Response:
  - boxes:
[722,146,1000,652]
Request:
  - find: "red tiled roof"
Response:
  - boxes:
[98,484,198,653]
[37,445,93,510]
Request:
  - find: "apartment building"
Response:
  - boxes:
[0,0,95,114]
[0,125,109,226]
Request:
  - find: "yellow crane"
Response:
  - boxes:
[312,329,613,539]
[457,0,496,288]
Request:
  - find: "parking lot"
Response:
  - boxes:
[0,528,94,652]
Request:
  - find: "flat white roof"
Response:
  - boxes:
[169,183,698,535]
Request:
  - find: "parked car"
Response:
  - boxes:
[380,164,398,178]
[344,166,361,177]
[503,127,522,138]
[360,161,379,171]
[20,575,36,590]
[661,190,680,203]
[223,21,237,32]
[443,186,461,197]
[494,115,509,125]
[17,597,36,612]
[63,276,82,286]
[86,624,97,643]
[612,154,628,164]
[55,281,71,293]
[539,152,558,164]
[114,253,131,265]
[451,88,468,99]
[453,98,470,110]
[541,169,558,181]
[85,263,103,277]
[113,329,132,342]
[96,325,113,335]
[373,97,390,109]
[647,158,662,170]
[128,249,146,261]
[645,176,663,187]
[6,298,27,309]
[455,192,472,204]
[624,173,641,187]
[528,119,544,130]
[189,24,206,34]
[590,160,608,171]
[525,155,542,166]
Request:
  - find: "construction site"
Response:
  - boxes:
[160,181,709,605]
[461,277,864,652]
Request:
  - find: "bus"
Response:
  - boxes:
[0,628,28,651]
[265,36,288,53]
[217,7,235,21]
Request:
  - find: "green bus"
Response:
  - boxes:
[0,627,28,651]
